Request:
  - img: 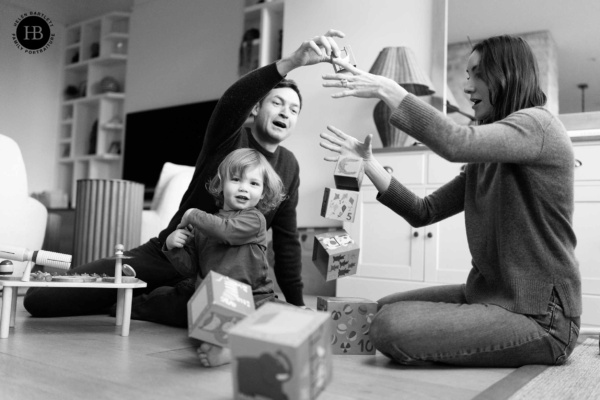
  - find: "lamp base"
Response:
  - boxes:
[373,101,409,148]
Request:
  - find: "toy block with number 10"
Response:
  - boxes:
[317,296,377,355]
[229,302,332,400]
[312,230,359,281]
[320,187,358,223]
[187,271,254,346]
[334,156,364,191]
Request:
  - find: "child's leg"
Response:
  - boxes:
[197,342,231,367]
[370,289,579,367]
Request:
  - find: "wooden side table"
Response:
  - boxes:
[0,280,147,338]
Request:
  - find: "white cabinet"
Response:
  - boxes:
[338,140,600,327]
[572,140,600,326]
[239,0,284,76]
[339,149,471,301]
[57,12,130,205]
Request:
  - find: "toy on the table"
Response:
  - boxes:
[101,244,137,283]
[0,260,14,275]
[0,244,71,282]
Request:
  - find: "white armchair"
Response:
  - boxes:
[140,162,195,244]
[0,134,48,275]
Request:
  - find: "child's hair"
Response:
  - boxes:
[471,35,547,124]
[207,148,286,213]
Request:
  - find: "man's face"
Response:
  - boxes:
[252,88,301,147]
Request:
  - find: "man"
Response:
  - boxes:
[24,29,346,326]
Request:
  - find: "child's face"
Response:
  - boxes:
[222,165,265,211]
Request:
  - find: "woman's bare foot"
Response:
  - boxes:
[197,342,231,367]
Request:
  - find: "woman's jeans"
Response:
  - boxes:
[370,284,580,367]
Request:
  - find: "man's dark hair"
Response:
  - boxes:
[264,78,303,110]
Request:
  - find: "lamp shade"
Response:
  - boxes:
[369,47,435,96]
[370,47,435,147]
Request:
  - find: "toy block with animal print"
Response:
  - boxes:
[320,187,358,223]
[334,156,364,191]
[312,230,360,281]
[187,271,255,346]
[316,297,377,355]
[229,303,332,400]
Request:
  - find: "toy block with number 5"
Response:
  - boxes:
[320,187,358,223]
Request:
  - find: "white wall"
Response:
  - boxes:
[0,1,62,194]
[125,0,243,113]
[282,0,436,227]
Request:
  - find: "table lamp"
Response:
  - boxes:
[369,47,435,147]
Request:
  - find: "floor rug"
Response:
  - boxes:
[475,337,600,400]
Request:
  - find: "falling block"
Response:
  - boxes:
[334,156,364,191]
[320,187,358,223]
[317,297,377,355]
[187,271,255,346]
[312,230,359,281]
[229,303,332,400]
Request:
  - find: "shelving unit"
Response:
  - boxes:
[239,0,284,76]
[57,11,130,206]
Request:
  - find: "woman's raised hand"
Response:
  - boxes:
[319,125,373,163]
[322,58,407,109]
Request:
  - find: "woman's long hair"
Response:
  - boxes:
[472,35,547,124]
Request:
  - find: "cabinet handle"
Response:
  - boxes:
[413,231,419,237]
[427,232,433,238]
[384,166,394,174]
[575,159,583,168]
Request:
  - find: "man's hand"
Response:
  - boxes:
[277,29,345,76]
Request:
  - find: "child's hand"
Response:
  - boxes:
[177,208,197,229]
[166,227,193,250]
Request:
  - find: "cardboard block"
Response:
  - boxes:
[320,187,358,223]
[316,297,377,355]
[229,303,332,400]
[312,230,359,281]
[187,271,255,346]
[334,156,364,191]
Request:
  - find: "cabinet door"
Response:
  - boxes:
[346,187,425,282]
[573,184,600,326]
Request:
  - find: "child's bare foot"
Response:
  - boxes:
[197,342,231,367]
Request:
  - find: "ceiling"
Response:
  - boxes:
[448,0,600,114]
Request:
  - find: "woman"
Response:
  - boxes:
[320,35,580,367]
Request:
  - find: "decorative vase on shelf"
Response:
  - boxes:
[373,101,409,148]
[100,76,120,93]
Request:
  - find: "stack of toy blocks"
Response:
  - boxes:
[320,155,364,222]
[316,297,378,355]
[187,271,255,346]
[314,156,363,281]
[229,303,332,400]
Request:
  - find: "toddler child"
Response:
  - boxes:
[164,148,285,367]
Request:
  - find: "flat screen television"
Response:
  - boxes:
[122,99,219,203]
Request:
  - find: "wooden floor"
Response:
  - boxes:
[0,295,517,400]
